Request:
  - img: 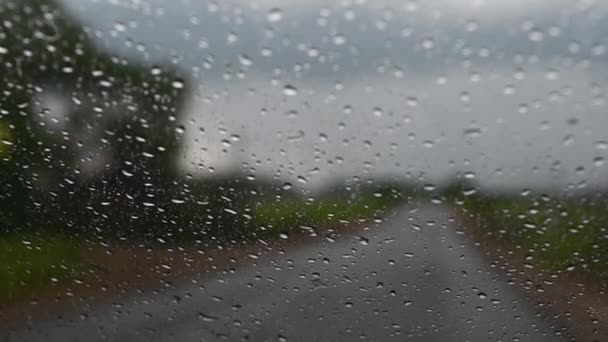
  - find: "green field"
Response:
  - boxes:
[0,235,82,302]
[251,192,404,238]
[451,192,608,280]
[0,190,406,303]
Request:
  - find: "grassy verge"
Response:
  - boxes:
[251,193,403,238]
[0,192,404,304]
[0,235,82,303]
[450,192,608,281]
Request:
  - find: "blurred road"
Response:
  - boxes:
[9,204,563,341]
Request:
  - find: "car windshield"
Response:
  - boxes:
[1,0,607,341]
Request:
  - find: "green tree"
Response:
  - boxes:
[0,0,188,239]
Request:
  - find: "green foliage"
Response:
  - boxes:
[452,192,608,280]
[251,191,404,238]
[0,120,12,157]
[0,235,82,302]
[0,0,188,239]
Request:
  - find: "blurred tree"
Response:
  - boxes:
[0,0,188,239]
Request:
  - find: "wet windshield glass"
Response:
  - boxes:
[1,0,607,341]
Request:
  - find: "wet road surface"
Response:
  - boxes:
[8,204,562,341]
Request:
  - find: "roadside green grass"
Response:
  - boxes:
[453,193,608,280]
[251,193,403,237]
[0,235,82,302]
[0,187,408,303]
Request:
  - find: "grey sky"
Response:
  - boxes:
[60,0,608,191]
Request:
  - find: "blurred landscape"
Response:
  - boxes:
[1,0,608,340]
[0,0,413,307]
[446,180,608,282]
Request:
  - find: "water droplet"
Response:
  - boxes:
[332,34,346,46]
[422,37,434,49]
[172,79,185,89]
[357,236,369,246]
[151,66,162,75]
[239,54,253,66]
[460,91,471,103]
[423,184,436,191]
[198,312,218,322]
[267,8,283,22]
[528,30,544,42]
[465,20,479,32]
[307,47,320,57]
[593,156,604,166]
[224,208,238,215]
[463,127,482,138]
[113,21,126,32]
[462,188,478,196]
[463,171,476,179]
[283,85,298,96]
[592,44,606,56]
[227,32,239,45]
[595,141,608,150]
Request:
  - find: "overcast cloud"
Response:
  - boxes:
[60,0,608,191]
